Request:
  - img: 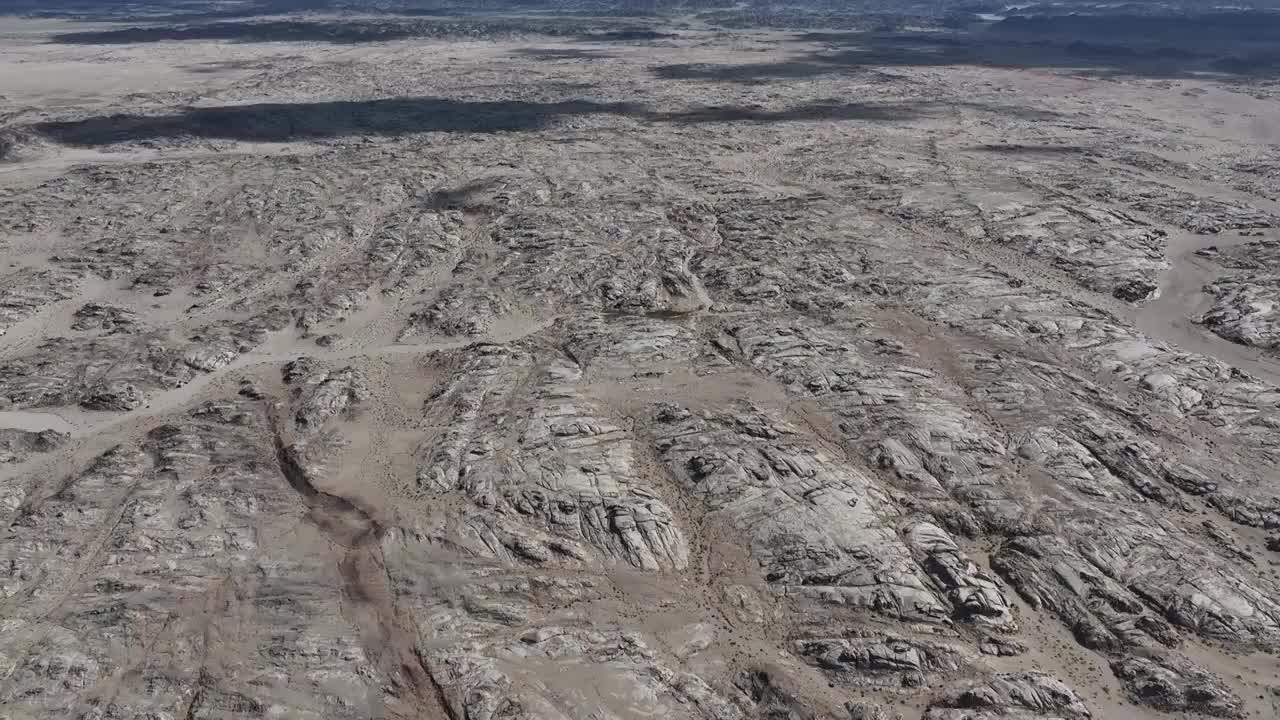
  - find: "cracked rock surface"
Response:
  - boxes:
[2,4,1280,720]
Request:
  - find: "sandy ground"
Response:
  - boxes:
[2,10,1280,720]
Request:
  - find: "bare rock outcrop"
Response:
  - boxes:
[1110,652,1244,718]
[3,11,1280,720]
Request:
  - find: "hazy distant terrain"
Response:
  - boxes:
[3,2,1280,719]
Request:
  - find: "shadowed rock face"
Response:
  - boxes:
[1110,653,1245,718]
[3,4,1280,720]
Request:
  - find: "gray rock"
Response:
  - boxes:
[1110,652,1244,718]
[734,670,817,720]
[797,634,968,688]
[925,672,1091,719]
[293,366,368,432]
[1198,274,1280,350]
[0,427,67,463]
[70,302,139,334]
[80,380,145,411]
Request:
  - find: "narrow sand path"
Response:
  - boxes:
[0,410,75,433]
[0,325,548,483]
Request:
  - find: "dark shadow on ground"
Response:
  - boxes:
[52,20,453,44]
[181,57,303,74]
[650,13,1280,82]
[27,95,953,148]
[796,32,972,46]
[652,62,840,84]
[970,143,1087,155]
[995,11,1280,45]
[513,48,615,60]
[656,101,930,124]
[47,17,634,45]
[31,98,641,143]
[423,179,502,211]
[656,96,1057,123]
[577,28,676,41]
[6,1,634,23]
[1,0,337,22]
[993,11,1280,77]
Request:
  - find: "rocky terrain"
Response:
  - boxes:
[2,3,1280,719]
